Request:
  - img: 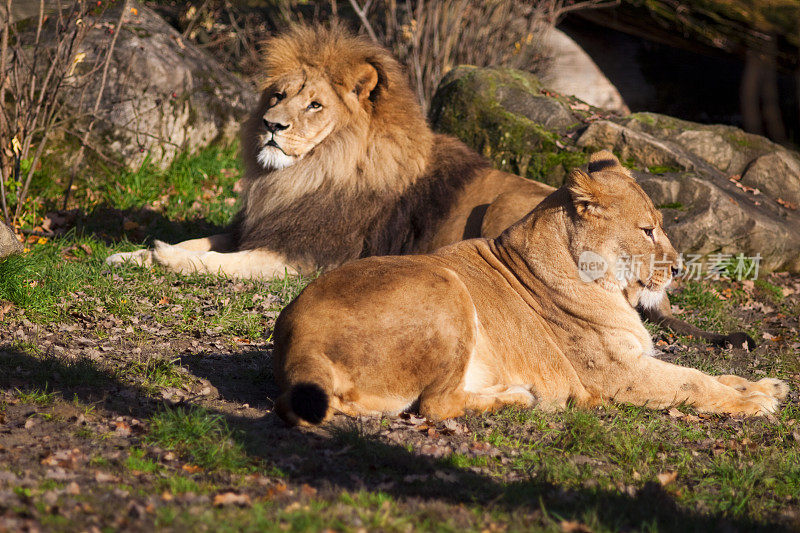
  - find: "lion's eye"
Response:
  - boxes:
[269,92,285,106]
[307,101,322,110]
[642,227,655,240]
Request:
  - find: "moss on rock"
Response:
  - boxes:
[431,66,587,187]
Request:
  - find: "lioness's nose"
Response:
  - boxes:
[264,119,289,133]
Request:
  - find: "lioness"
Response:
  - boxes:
[273,152,787,425]
[107,24,752,348]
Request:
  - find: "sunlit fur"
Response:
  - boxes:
[273,152,789,426]
[240,24,432,219]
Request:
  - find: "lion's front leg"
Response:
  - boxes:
[604,355,787,417]
[105,233,235,267]
[151,240,299,280]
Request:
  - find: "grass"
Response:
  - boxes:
[14,386,57,405]
[125,448,162,474]
[147,407,252,472]
[2,142,798,531]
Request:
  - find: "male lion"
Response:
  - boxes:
[272,152,788,425]
[107,24,752,348]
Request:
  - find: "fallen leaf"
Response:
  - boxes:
[561,520,593,532]
[213,492,251,507]
[657,471,678,486]
[94,471,118,483]
[122,219,139,231]
[182,464,202,473]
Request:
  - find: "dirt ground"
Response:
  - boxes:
[1,258,799,531]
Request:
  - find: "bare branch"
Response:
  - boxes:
[347,0,379,44]
[63,0,129,209]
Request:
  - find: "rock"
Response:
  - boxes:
[430,66,588,188]
[63,2,257,169]
[576,120,700,172]
[741,151,800,207]
[431,66,800,272]
[539,28,629,114]
[0,222,22,260]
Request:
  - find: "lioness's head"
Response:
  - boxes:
[566,151,679,308]
[247,24,425,172]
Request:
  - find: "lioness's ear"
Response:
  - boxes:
[587,150,628,175]
[353,62,379,103]
[568,169,607,217]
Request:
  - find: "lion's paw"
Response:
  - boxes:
[152,240,206,274]
[105,248,153,267]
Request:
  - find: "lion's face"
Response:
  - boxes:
[568,152,679,308]
[255,72,342,169]
[254,64,379,171]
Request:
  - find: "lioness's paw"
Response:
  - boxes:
[754,378,790,401]
[732,391,780,417]
[105,248,153,267]
[496,386,537,407]
[717,375,789,400]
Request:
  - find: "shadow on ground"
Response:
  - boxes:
[46,205,228,246]
[1,345,790,533]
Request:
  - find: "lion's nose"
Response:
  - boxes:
[264,119,289,133]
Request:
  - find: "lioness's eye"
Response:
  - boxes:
[307,101,322,110]
[642,228,655,240]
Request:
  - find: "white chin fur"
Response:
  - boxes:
[257,146,296,170]
[638,288,665,310]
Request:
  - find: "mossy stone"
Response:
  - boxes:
[430,66,583,187]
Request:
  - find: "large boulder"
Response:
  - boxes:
[67,2,257,169]
[431,66,800,272]
[539,28,629,114]
[0,222,22,260]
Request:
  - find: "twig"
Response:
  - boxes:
[181,0,213,40]
[21,228,65,238]
[63,0,128,209]
[0,0,11,223]
[347,0,379,44]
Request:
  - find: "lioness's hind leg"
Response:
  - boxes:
[716,375,789,400]
[419,385,536,421]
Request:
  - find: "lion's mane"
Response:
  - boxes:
[235,24,488,271]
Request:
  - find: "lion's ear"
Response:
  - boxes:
[567,169,607,217]
[353,62,379,103]
[587,150,631,177]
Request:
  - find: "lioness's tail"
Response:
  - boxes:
[275,352,334,426]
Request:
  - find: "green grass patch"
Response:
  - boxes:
[648,165,682,174]
[14,386,57,405]
[754,279,784,303]
[125,448,162,474]
[100,144,241,227]
[148,407,251,472]
[657,201,685,210]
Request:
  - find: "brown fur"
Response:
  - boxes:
[274,152,788,425]
[105,25,753,350]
